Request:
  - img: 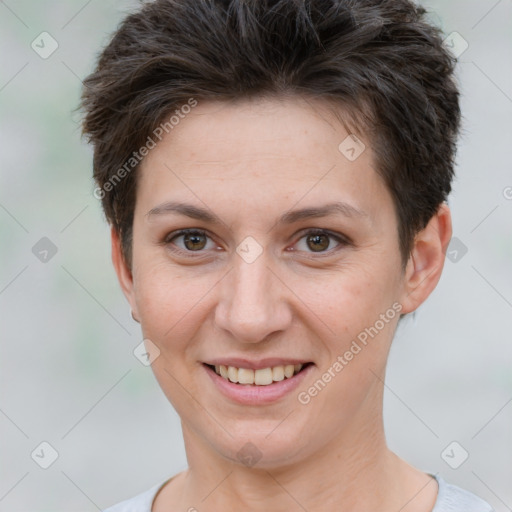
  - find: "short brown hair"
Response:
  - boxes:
[81,0,461,267]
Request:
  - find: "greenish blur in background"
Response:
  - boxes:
[1,1,511,510]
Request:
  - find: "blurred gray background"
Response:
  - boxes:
[0,1,511,510]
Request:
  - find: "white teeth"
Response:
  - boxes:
[284,364,295,378]
[272,366,285,381]
[227,366,238,383]
[212,363,304,386]
[254,368,273,385]
[238,368,254,385]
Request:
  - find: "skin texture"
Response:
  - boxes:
[112,96,452,511]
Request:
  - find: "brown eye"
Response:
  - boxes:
[183,232,207,251]
[306,233,331,252]
[166,229,215,253]
[293,229,348,255]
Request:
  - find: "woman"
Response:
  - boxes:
[81,0,494,510]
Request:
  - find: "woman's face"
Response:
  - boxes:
[115,97,436,468]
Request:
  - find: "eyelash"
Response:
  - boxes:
[163,228,351,258]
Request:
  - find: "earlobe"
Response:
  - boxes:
[400,203,453,314]
[111,227,138,315]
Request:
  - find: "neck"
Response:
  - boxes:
[172,411,417,511]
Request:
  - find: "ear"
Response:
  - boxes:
[399,203,452,314]
[111,227,139,319]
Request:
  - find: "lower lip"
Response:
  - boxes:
[203,364,314,405]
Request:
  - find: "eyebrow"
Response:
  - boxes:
[146,201,367,224]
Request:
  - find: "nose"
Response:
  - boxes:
[214,252,293,344]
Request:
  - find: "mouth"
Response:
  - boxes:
[204,362,313,386]
[203,360,314,404]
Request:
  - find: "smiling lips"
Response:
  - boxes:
[204,360,314,404]
[207,363,306,386]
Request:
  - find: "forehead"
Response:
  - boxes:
[149,96,363,170]
[136,96,393,225]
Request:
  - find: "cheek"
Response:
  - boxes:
[291,262,400,389]
[132,261,210,350]
[295,265,396,333]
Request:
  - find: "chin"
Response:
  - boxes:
[205,419,317,470]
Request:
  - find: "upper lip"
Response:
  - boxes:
[203,358,312,370]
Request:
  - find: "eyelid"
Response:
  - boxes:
[291,228,352,255]
[294,227,352,244]
[164,228,218,257]
[163,227,351,256]
[164,227,209,244]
